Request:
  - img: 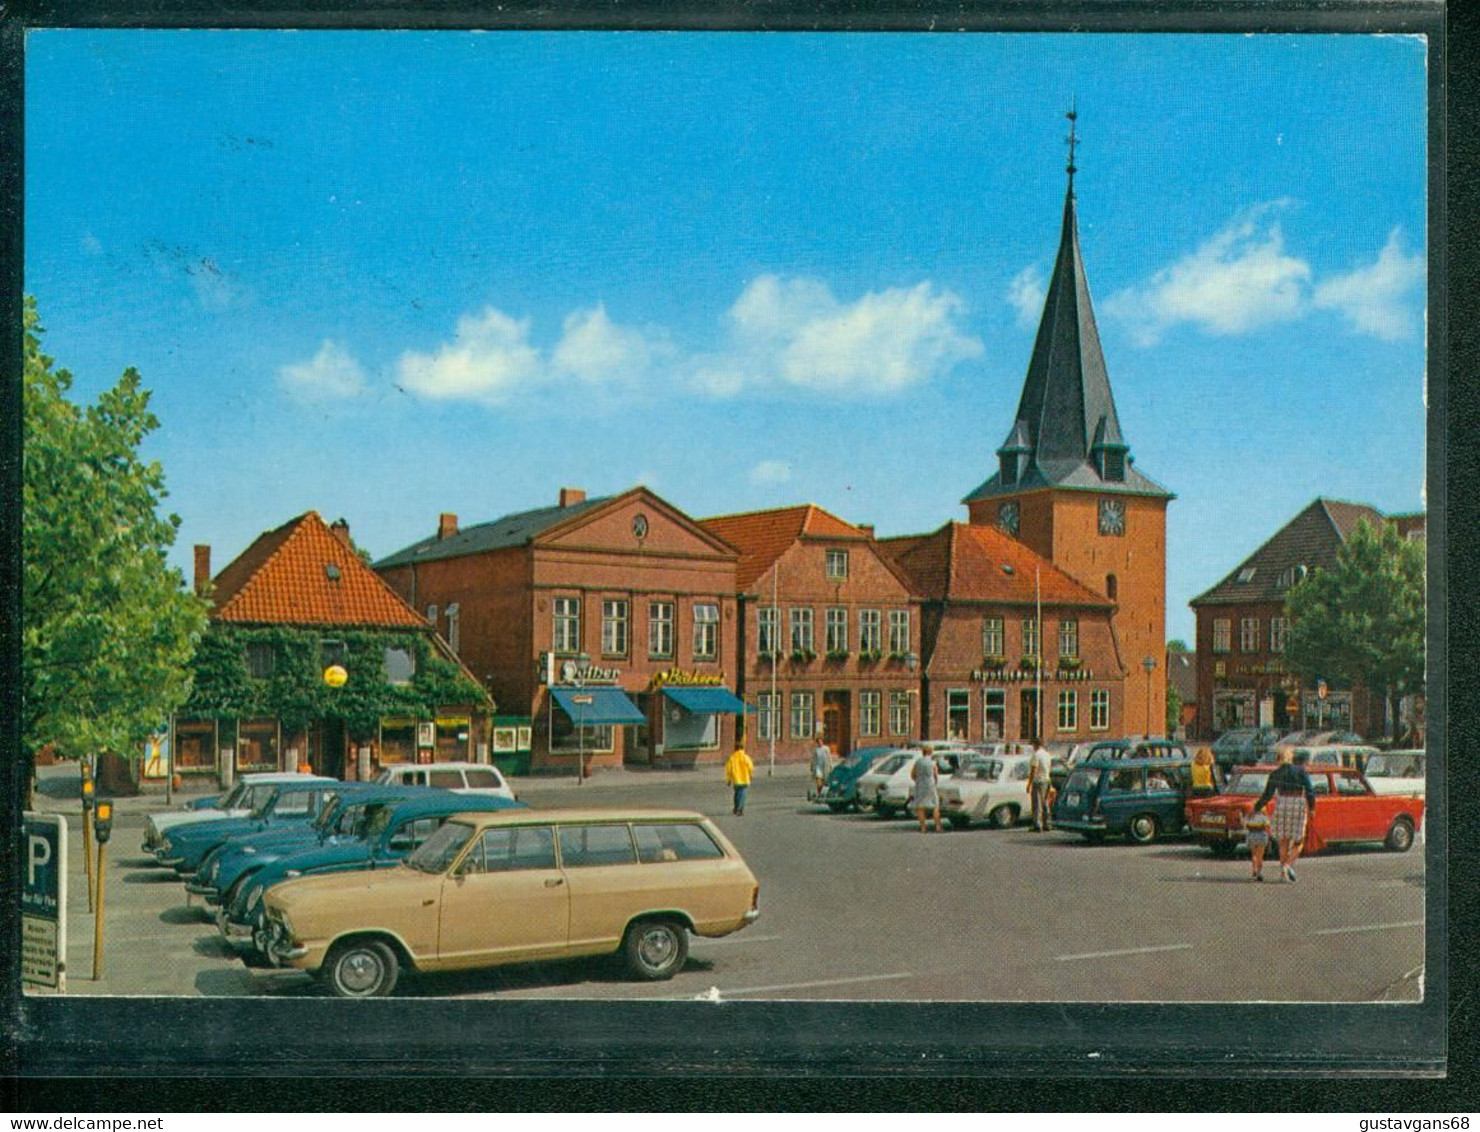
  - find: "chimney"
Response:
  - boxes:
[329,518,353,549]
[437,512,458,541]
[858,524,875,538]
[558,487,586,508]
[193,545,211,597]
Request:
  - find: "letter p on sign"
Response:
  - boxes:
[28,833,52,887]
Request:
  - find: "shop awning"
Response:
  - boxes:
[551,687,647,725]
[662,687,755,715]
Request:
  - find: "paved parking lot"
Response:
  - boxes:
[33,767,1425,1002]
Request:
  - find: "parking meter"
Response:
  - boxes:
[80,777,96,910]
[94,800,114,845]
[81,776,94,814]
[92,800,113,980]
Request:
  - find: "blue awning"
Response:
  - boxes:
[662,686,755,715]
[551,687,647,725]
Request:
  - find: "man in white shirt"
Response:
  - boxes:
[810,739,833,800]
[1028,742,1054,832]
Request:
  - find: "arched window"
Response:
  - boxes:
[1106,573,1118,601]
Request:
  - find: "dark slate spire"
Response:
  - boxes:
[964,113,1170,504]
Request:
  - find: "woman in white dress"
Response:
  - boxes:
[912,754,942,833]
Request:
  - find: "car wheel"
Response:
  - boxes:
[322,938,399,998]
[1127,814,1159,845]
[1385,817,1416,853]
[988,805,1017,830]
[623,918,689,981]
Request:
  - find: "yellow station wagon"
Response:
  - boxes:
[261,807,761,997]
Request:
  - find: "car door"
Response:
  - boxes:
[1328,771,1388,842]
[1097,767,1146,831]
[557,823,647,952]
[437,824,568,967]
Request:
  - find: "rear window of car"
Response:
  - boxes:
[633,823,723,863]
[428,770,464,789]
[1064,769,1099,794]
[464,769,503,789]
[559,824,639,868]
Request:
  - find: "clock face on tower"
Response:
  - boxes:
[1098,498,1126,537]
[997,501,1020,536]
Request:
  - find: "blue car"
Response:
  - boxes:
[819,746,908,812]
[219,792,526,959]
[1052,755,1195,844]
[155,781,365,875]
[187,786,433,904]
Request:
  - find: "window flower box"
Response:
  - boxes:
[982,655,1007,669]
[825,649,850,662]
[1058,657,1082,671]
[1020,655,1042,671]
[791,648,817,663]
[858,649,883,663]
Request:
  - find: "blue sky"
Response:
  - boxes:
[25,31,1428,643]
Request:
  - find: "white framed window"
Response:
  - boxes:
[790,691,816,739]
[1058,617,1079,660]
[825,549,849,580]
[982,617,1004,658]
[1270,616,1289,654]
[859,691,882,737]
[888,610,910,655]
[1022,617,1040,658]
[1090,689,1111,731]
[946,690,971,740]
[446,603,461,654]
[756,692,779,741]
[552,597,581,654]
[693,602,720,661]
[889,691,912,737]
[757,606,778,655]
[983,689,1006,739]
[1057,689,1079,731]
[859,609,882,653]
[1212,619,1231,654]
[601,599,629,657]
[825,607,848,654]
[789,608,814,653]
[1240,617,1260,653]
[649,601,674,659]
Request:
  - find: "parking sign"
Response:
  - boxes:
[22,813,67,991]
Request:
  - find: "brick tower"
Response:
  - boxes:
[963,112,1173,738]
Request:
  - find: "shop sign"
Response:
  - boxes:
[649,667,725,690]
[558,659,621,686]
[435,716,472,728]
[1237,661,1287,676]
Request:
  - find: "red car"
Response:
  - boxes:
[1187,764,1424,855]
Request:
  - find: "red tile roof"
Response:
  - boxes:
[882,523,1111,608]
[210,512,429,629]
[700,504,870,589]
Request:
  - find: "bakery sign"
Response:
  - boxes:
[649,667,725,690]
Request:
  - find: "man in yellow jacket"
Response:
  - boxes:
[724,742,755,816]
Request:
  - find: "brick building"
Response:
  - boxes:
[699,505,921,761]
[959,153,1172,739]
[881,522,1124,744]
[177,512,491,786]
[376,487,746,773]
[1190,497,1426,740]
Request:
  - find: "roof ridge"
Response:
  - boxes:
[701,502,813,524]
[216,511,320,615]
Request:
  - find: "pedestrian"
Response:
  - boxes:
[1191,747,1220,797]
[1243,808,1271,881]
[724,741,755,816]
[1254,746,1317,882]
[912,753,942,832]
[810,738,833,801]
[1028,741,1054,831]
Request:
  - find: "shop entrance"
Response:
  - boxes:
[822,690,852,756]
[308,719,346,778]
[1020,689,1040,743]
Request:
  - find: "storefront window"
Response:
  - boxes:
[550,713,615,754]
[236,718,279,772]
[435,716,471,760]
[380,718,417,765]
[983,689,1006,739]
[173,719,217,772]
[946,690,970,740]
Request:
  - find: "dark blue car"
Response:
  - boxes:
[219,792,525,959]
[819,746,907,812]
[1052,755,1195,844]
[155,781,364,874]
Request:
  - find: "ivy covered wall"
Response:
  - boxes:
[184,625,491,742]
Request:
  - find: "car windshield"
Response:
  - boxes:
[406,820,476,873]
[216,781,248,808]
[1063,769,1098,794]
[1227,772,1270,796]
[848,749,888,768]
[333,804,368,835]
[1087,744,1125,760]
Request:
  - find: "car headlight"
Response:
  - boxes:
[161,837,173,853]
[285,869,302,879]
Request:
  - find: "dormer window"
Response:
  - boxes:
[1237,567,1257,584]
[1102,449,1126,482]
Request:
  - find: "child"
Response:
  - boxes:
[1244,807,1271,882]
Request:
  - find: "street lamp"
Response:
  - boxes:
[1141,656,1157,737]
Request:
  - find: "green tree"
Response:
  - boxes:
[1166,682,1183,737]
[23,298,209,790]
[1166,639,1191,654]
[1283,519,1425,737]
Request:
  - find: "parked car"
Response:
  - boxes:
[260,807,761,997]
[155,781,359,874]
[1209,727,1282,770]
[938,751,1033,829]
[1186,764,1425,855]
[1077,738,1189,762]
[1297,744,1380,773]
[1051,754,1195,843]
[819,746,908,812]
[220,792,528,960]
[1274,729,1362,750]
[1361,750,1426,796]
[866,750,967,817]
[373,761,517,801]
[142,772,335,852]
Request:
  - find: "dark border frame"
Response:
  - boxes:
[3,0,1473,1109]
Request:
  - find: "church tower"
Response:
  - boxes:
[963,111,1174,737]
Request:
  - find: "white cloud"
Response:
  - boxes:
[1007,265,1046,330]
[396,307,543,404]
[1313,228,1425,341]
[1105,204,1311,346]
[551,304,659,385]
[279,340,367,401]
[749,460,792,486]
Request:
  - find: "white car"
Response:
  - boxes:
[938,752,1034,829]
[373,761,517,801]
[142,772,335,850]
[1361,750,1426,796]
[865,750,966,817]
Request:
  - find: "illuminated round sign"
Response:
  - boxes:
[324,665,348,688]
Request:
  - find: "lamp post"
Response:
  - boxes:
[1142,656,1157,738]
